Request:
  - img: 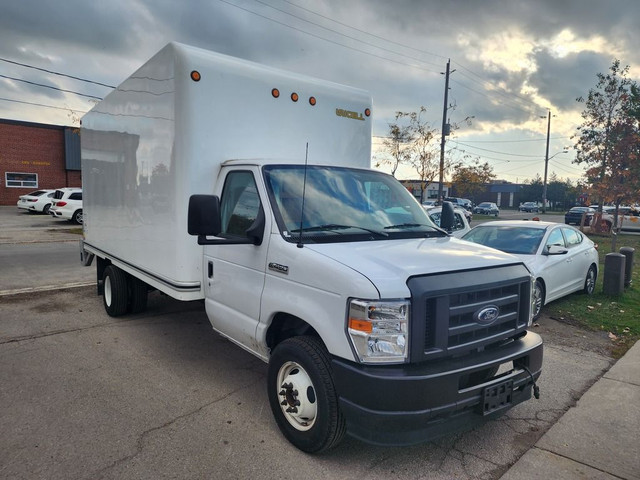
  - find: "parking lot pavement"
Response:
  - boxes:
[0,207,94,295]
[0,287,615,480]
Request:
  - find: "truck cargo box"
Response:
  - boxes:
[81,42,372,299]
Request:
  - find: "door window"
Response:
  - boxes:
[219,171,261,237]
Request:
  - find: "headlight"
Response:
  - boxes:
[347,299,410,364]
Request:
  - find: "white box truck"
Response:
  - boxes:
[81,42,542,452]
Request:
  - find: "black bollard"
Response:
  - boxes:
[603,253,625,295]
[619,247,634,288]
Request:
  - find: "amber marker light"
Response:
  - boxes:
[349,318,372,334]
[190,70,201,82]
[309,96,317,106]
[364,108,371,117]
[271,88,280,98]
[291,92,299,102]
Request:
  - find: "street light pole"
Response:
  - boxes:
[542,110,551,213]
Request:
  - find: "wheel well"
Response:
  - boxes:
[535,277,546,303]
[266,313,320,352]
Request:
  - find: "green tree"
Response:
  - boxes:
[450,159,496,202]
[520,175,543,204]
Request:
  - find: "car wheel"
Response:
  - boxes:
[128,276,148,314]
[267,336,345,453]
[584,266,597,295]
[103,265,129,317]
[532,280,544,321]
[72,209,83,225]
[42,204,51,215]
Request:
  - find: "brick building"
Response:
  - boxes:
[0,118,81,205]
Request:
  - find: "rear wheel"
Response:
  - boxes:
[128,276,148,314]
[103,265,129,316]
[584,266,597,295]
[42,204,51,215]
[267,336,345,453]
[72,209,83,225]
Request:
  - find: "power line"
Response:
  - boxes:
[0,74,103,100]
[460,136,568,143]
[451,140,544,158]
[0,96,88,113]
[280,0,447,63]
[217,0,440,73]
[252,0,443,70]
[0,57,116,88]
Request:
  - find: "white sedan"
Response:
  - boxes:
[424,205,471,238]
[16,189,55,214]
[462,221,599,320]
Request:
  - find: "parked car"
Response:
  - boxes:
[424,205,471,238]
[473,202,499,216]
[444,197,473,211]
[49,188,83,224]
[16,189,55,214]
[421,200,437,207]
[519,202,540,213]
[462,221,598,320]
[602,207,640,233]
[564,206,595,226]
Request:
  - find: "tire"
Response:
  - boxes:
[72,209,83,225]
[532,280,545,321]
[128,276,148,314]
[103,265,129,317]
[584,265,597,295]
[267,336,345,453]
[42,204,51,215]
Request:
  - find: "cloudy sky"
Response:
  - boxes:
[1,0,639,183]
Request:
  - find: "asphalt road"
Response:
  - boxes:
[0,206,616,479]
[0,286,613,480]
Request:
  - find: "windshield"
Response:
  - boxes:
[462,226,546,255]
[263,165,441,243]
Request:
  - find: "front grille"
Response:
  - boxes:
[407,265,531,362]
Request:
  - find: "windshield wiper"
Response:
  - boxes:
[384,223,432,230]
[383,223,447,237]
[291,224,389,237]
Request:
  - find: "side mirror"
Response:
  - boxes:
[440,201,455,233]
[546,244,568,255]
[188,194,222,236]
[188,194,265,246]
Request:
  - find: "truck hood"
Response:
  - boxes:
[306,237,522,298]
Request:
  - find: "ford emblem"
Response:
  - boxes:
[474,305,500,325]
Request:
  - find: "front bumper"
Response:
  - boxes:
[332,331,543,446]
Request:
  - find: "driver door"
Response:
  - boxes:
[203,168,269,353]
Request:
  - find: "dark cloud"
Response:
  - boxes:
[1,0,638,181]
[529,49,613,111]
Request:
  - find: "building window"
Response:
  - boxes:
[5,172,38,188]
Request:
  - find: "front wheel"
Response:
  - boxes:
[267,336,345,453]
[532,280,544,321]
[584,265,597,295]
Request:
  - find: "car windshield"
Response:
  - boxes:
[462,226,546,255]
[263,165,441,243]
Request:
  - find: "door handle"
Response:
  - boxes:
[208,261,213,278]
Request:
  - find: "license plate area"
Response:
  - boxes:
[480,379,513,416]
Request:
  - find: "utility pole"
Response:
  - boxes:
[542,110,551,213]
[438,59,451,203]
